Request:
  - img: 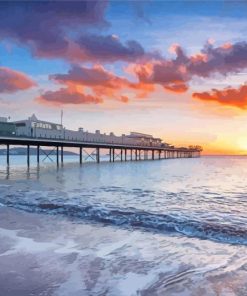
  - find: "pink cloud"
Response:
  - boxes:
[37,65,155,106]
[37,87,103,106]
[0,67,36,93]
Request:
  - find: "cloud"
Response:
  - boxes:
[37,88,103,106]
[38,64,153,106]
[50,64,132,88]
[0,67,36,93]
[0,1,109,59]
[133,41,247,94]
[193,84,247,109]
[129,1,152,24]
[187,41,247,77]
[74,34,145,62]
[0,1,149,64]
[133,59,189,94]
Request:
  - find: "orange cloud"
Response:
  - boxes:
[0,67,36,93]
[164,81,188,93]
[37,40,247,106]
[38,64,157,105]
[193,84,247,109]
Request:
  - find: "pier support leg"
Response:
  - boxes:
[152,150,154,160]
[27,145,30,167]
[125,149,127,161]
[158,150,161,160]
[80,147,83,164]
[56,146,59,166]
[96,147,100,163]
[6,144,9,166]
[37,145,40,165]
[135,149,137,161]
[120,149,123,162]
[113,149,115,162]
[144,150,148,160]
[130,149,133,161]
[61,146,64,164]
[109,148,112,162]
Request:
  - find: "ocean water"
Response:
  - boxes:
[0,156,247,295]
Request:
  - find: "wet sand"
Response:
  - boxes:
[0,207,247,296]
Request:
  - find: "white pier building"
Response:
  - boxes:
[13,114,167,147]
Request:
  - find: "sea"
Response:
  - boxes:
[0,155,246,296]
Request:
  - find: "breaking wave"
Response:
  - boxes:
[1,200,247,246]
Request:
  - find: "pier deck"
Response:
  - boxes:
[0,136,201,166]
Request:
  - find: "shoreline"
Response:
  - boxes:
[0,207,247,295]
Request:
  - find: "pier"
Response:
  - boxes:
[0,136,201,167]
[0,114,202,167]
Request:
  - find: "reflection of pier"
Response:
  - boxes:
[0,136,202,167]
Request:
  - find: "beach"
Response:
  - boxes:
[0,156,247,295]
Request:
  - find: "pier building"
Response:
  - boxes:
[13,114,166,147]
[0,117,16,137]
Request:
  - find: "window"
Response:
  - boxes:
[16,122,26,127]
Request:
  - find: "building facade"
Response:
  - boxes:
[9,114,165,147]
[0,117,16,137]
[14,114,63,139]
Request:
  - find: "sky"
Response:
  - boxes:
[2,1,247,154]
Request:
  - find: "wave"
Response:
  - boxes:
[1,200,247,245]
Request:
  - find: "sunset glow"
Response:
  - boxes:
[1,1,247,154]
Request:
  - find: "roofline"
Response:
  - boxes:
[13,119,62,126]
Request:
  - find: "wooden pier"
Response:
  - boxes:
[0,136,201,167]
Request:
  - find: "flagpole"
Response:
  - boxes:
[61,110,63,127]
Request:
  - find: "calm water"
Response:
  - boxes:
[0,156,247,295]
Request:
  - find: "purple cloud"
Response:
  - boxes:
[75,34,145,62]
[133,41,247,93]
[0,1,108,58]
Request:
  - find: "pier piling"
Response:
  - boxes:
[27,145,30,167]
[96,147,100,163]
[37,145,40,164]
[56,146,59,166]
[61,146,64,164]
[79,147,82,164]
[6,144,9,166]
